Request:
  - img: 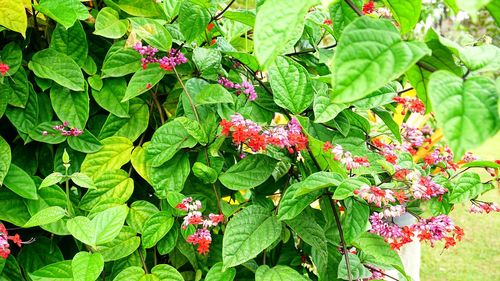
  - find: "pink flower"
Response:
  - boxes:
[469,202,500,214]
[186,228,212,255]
[461,152,478,163]
[324,144,371,170]
[393,96,425,115]
[409,176,447,200]
[355,185,395,207]
[218,77,257,101]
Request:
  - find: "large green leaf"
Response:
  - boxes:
[79,169,134,210]
[223,205,282,269]
[80,136,134,180]
[50,22,88,66]
[329,0,362,39]
[255,265,308,281]
[2,67,29,108]
[66,205,128,247]
[331,17,430,103]
[101,42,142,78]
[29,260,73,281]
[122,65,165,102]
[337,253,371,280]
[0,188,31,226]
[98,98,149,142]
[293,171,344,197]
[333,177,370,200]
[149,152,190,195]
[178,0,211,43]
[277,179,322,221]
[205,262,236,281]
[0,42,22,76]
[35,0,88,29]
[341,198,369,244]
[92,78,129,118]
[96,226,141,262]
[0,0,27,37]
[6,88,39,136]
[129,17,172,52]
[269,56,313,114]
[67,130,103,154]
[450,172,493,203]
[254,0,318,69]
[3,163,38,200]
[50,85,89,128]
[428,71,499,159]
[313,85,348,123]
[94,7,129,39]
[28,49,85,91]
[142,211,174,248]
[145,119,197,167]
[219,154,278,190]
[71,252,104,281]
[0,135,11,186]
[117,0,162,17]
[352,232,405,275]
[195,84,234,105]
[126,200,159,234]
[17,236,64,274]
[382,0,421,34]
[24,206,67,228]
[150,264,183,281]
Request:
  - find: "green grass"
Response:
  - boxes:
[421,133,500,281]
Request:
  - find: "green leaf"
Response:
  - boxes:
[96,226,141,262]
[329,0,362,39]
[428,71,499,159]
[98,98,149,142]
[205,262,236,281]
[313,86,348,123]
[456,0,493,14]
[6,88,39,135]
[157,223,178,255]
[337,253,371,280]
[28,49,85,91]
[122,64,165,102]
[131,144,153,185]
[178,0,211,43]
[462,160,500,169]
[66,205,128,247]
[293,171,344,198]
[50,85,89,128]
[341,198,369,244]
[29,122,67,144]
[126,200,159,234]
[92,78,129,118]
[112,267,145,281]
[2,67,29,108]
[24,206,66,228]
[35,0,88,29]
[372,108,401,142]
[17,236,64,274]
[71,252,104,281]
[129,18,172,52]
[50,22,88,66]
[145,119,197,167]
[450,172,492,203]
[29,260,73,281]
[149,152,190,195]
[81,136,133,180]
[352,83,399,110]
[150,264,184,281]
[0,0,27,37]
[94,7,129,39]
[269,56,314,114]
[255,265,308,281]
[101,42,142,78]
[67,130,103,154]
[117,0,162,17]
[71,172,96,189]
[192,47,222,75]
[277,180,322,221]
[254,0,319,69]
[80,169,134,210]
[352,232,404,275]
[0,188,31,226]
[3,163,38,200]
[382,0,421,34]
[331,17,430,103]
[0,42,22,76]
[223,205,282,268]
[142,211,174,249]
[0,135,11,186]
[333,177,370,200]
[219,154,278,190]
[192,162,218,184]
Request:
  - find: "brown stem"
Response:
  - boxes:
[212,0,236,21]
[152,87,166,125]
[330,197,353,281]
[345,0,363,16]
[138,248,149,274]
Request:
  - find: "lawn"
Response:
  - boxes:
[421,133,500,280]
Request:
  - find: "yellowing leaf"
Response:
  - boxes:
[0,0,28,37]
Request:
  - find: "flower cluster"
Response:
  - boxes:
[0,223,23,259]
[42,121,83,137]
[323,142,371,170]
[218,77,257,101]
[176,197,223,255]
[363,265,385,281]
[220,114,308,154]
[393,96,425,115]
[469,201,500,214]
[423,146,457,169]
[354,185,395,207]
[0,63,9,76]
[133,42,187,70]
[362,1,375,14]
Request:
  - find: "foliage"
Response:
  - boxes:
[0,0,499,280]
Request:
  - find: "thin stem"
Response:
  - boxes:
[285,43,337,57]
[213,0,236,21]
[364,264,399,281]
[138,248,149,274]
[345,0,363,16]
[398,87,414,95]
[449,167,470,180]
[416,61,437,72]
[152,91,166,124]
[65,176,74,217]
[330,197,353,281]
[212,183,223,215]
[173,67,201,123]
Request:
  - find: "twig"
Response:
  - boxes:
[172,67,201,123]
[345,0,363,16]
[398,87,414,95]
[138,248,149,274]
[330,197,353,281]
[285,43,337,57]
[212,0,236,21]
[365,264,399,281]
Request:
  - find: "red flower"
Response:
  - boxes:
[444,237,456,249]
[417,230,432,242]
[323,141,334,152]
[8,234,22,247]
[394,190,408,203]
[159,63,173,71]
[146,83,152,89]
[210,38,217,45]
[207,22,215,31]
[362,1,375,14]
[0,63,9,76]
[219,119,232,136]
[323,19,333,25]
[454,226,464,241]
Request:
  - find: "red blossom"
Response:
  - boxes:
[323,18,333,25]
[362,1,375,14]
[0,63,9,76]
[207,22,215,31]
